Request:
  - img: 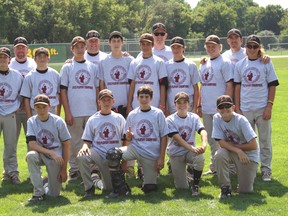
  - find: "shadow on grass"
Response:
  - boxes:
[24,195,71,213]
[0,178,33,198]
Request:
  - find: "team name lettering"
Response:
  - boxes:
[135,81,154,85]
[96,140,119,145]
[169,85,189,88]
[72,86,93,89]
[202,83,216,86]
[136,138,157,141]
[107,82,129,85]
[242,84,263,87]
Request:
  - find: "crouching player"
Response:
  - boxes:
[166,92,207,195]
[77,89,127,197]
[106,85,169,197]
[26,94,71,201]
[212,95,259,198]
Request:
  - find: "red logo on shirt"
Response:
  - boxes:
[137,65,152,81]
[110,65,127,81]
[136,119,153,137]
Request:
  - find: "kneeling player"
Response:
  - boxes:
[166,92,207,195]
[106,85,169,197]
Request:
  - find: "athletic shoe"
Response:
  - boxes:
[28,194,45,202]
[105,189,130,198]
[68,172,79,182]
[191,185,200,196]
[10,175,21,185]
[262,171,272,181]
[84,185,95,197]
[219,186,232,199]
[126,166,135,178]
[2,173,10,181]
[203,170,217,176]
[42,176,49,194]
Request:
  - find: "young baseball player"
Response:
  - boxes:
[166,92,207,196]
[212,95,259,198]
[234,35,279,181]
[9,37,37,151]
[84,30,108,65]
[198,35,234,176]
[26,94,71,201]
[20,47,60,119]
[77,89,126,197]
[166,36,200,115]
[127,33,168,114]
[137,22,173,62]
[0,47,23,184]
[99,31,134,117]
[106,85,169,197]
[60,36,100,181]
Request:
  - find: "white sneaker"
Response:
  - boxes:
[262,171,271,181]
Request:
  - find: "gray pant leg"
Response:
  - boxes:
[215,148,231,188]
[170,155,189,189]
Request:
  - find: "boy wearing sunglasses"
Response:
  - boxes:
[234,35,279,182]
[212,95,259,198]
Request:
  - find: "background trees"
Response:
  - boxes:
[0,0,287,44]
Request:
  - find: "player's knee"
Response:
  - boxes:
[106,147,123,169]
[141,184,158,193]
[26,151,39,162]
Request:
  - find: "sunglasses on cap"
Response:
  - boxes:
[246,44,259,49]
[154,32,166,37]
[218,104,232,110]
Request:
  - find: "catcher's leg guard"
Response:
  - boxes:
[141,184,158,193]
[106,147,130,195]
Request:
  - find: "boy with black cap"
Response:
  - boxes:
[166,92,207,195]
[77,89,126,197]
[0,47,23,184]
[60,36,100,182]
[212,95,259,198]
[26,94,71,201]
[234,35,279,181]
[20,47,60,119]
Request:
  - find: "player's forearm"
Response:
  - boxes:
[99,80,105,91]
[193,84,199,111]
[60,89,72,115]
[172,134,194,151]
[200,130,208,148]
[127,80,135,107]
[218,139,244,154]
[234,84,241,111]
[29,141,54,156]
[225,81,233,97]
[233,138,258,151]
[61,140,70,170]
[24,98,32,118]
[159,136,167,159]
[159,85,166,107]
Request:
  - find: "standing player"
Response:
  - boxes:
[20,47,60,119]
[212,95,259,198]
[26,94,70,201]
[127,33,168,113]
[198,35,233,175]
[0,47,23,184]
[234,35,279,181]
[60,36,100,181]
[9,37,37,148]
[166,92,207,195]
[99,31,134,117]
[137,22,173,62]
[77,89,126,197]
[84,30,108,65]
[106,85,169,197]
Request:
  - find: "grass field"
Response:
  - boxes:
[0,57,288,216]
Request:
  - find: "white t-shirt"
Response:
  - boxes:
[9,57,36,77]
[99,54,134,107]
[82,111,126,159]
[199,55,233,114]
[60,60,99,117]
[84,51,108,65]
[128,55,167,109]
[126,106,169,160]
[222,47,246,65]
[212,112,259,163]
[166,112,204,157]
[0,69,23,115]
[137,46,173,62]
[20,67,60,109]
[166,58,200,113]
[234,57,279,111]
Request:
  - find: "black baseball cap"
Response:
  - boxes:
[109,31,123,41]
[216,95,233,109]
[86,30,100,40]
[0,47,11,57]
[152,23,166,32]
[14,37,28,47]
[35,47,49,56]
[34,94,50,106]
[227,28,242,38]
[71,36,86,47]
[205,35,221,44]
[170,36,185,47]
[246,35,261,45]
[140,33,154,43]
[99,89,114,100]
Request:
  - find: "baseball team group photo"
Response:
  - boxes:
[1,0,288,215]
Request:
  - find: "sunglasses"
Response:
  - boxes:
[218,104,232,109]
[154,32,166,36]
[246,44,259,49]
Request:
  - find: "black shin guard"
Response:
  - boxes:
[141,184,157,193]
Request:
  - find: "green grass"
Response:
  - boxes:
[1,57,288,215]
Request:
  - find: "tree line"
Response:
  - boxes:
[0,0,287,44]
